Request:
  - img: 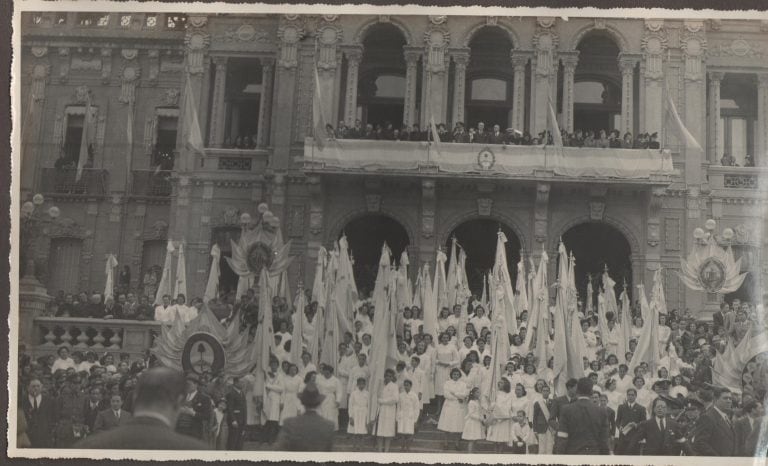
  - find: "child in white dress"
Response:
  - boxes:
[347,377,370,449]
[376,368,399,452]
[396,379,421,451]
[461,387,485,453]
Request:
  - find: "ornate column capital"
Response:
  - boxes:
[708,71,725,83]
[756,73,768,88]
[618,54,639,74]
[449,47,471,67]
[510,51,530,71]
[560,51,579,71]
[403,46,422,64]
[343,45,363,63]
[211,55,228,68]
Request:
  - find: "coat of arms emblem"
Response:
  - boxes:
[477,147,496,170]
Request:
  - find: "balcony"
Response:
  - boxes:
[39,167,108,197]
[198,147,270,173]
[707,165,768,195]
[31,317,161,359]
[131,169,173,198]
[303,138,676,185]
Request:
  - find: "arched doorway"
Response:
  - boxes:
[446,219,521,297]
[561,222,632,307]
[359,24,408,129]
[574,32,622,134]
[341,214,410,298]
[465,26,515,130]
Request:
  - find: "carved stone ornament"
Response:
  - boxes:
[589,200,605,221]
[74,85,91,103]
[31,63,50,80]
[709,39,764,59]
[284,14,300,21]
[537,17,556,29]
[594,18,606,29]
[222,24,271,43]
[486,16,498,26]
[222,207,240,226]
[365,194,382,213]
[642,33,668,55]
[149,221,169,239]
[379,15,391,23]
[317,25,342,45]
[163,88,180,106]
[684,20,704,33]
[424,28,451,73]
[185,31,211,51]
[645,19,664,32]
[277,23,304,69]
[121,48,139,60]
[322,14,338,22]
[119,65,141,103]
[44,217,86,239]
[429,15,447,25]
[187,15,207,28]
[31,46,48,58]
[477,198,492,217]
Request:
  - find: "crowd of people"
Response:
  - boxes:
[323,119,662,150]
[19,278,768,456]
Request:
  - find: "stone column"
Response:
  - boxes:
[510,52,529,132]
[638,62,646,135]
[403,48,421,127]
[707,72,724,164]
[272,19,304,169]
[450,48,470,126]
[619,55,636,136]
[531,20,559,135]
[681,21,707,186]
[642,20,667,138]
[180,26,210,172]
[256,58,274,148]
[343,46,363,126]
[757,74,768,166]
[19,274,52,350]
[560,52,578,133]
[424,26,450,125]
[315,24,342,128]
[208,56,228,148]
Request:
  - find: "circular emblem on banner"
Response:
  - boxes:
[477,147,496,170]
[182,333,226,375]
[246,241,273,273]
[698,257,727,293]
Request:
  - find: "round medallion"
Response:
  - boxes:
[429,30,446,47]
[320,27,338,44]
[182,332,226,375]
[686,39,701,55]
[188,33,206,50]
[122,67,137,80]
[246,241,274,273]
[32,64,48,79]
[284,14,299,21]
[698,257,726,293]
[731,39,750,56]
[537,33,553,49]
[477,147,496,170]
[322,14,338,22]
[236,24,256,41]
[429,15,447,25]
[281,25,299,43]
[646,37,662,54]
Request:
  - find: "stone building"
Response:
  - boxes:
[18,12,768,321]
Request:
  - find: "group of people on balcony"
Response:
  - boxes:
[223,134,259,150]
[325,120,661,150]
[721,153,755,167]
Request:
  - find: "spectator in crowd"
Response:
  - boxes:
[176,373,213,441]
[692,387,736,456]
[93,394,131,433]
[226,377,247,450]
[21,378,57,448]
[275,382,335,451]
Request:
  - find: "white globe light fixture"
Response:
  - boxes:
[240,212,252,225]
[693,227,705,240]
[21,201,34,215]
[705,219,717,231]
[48,206,61,219]
[257,203,269,214]
[32,194,44,205]
[722,228,734,241]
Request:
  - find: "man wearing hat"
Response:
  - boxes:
[275,382,335,451]
[176,373,212,441]
[554,377,611,455]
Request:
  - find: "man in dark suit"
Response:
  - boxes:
[176,373,213,440]
[489,124,505,145]
[628,397,687,455]
[549,378,578,432]
[275,382,335,451]
[21,378,58,448]
[692,387,737,456]
[75,367,208,450]
[93,394,132,433]
[83,386,106,434]
[225,377,247,450]
[615,387,647,454]
[554,377,611,455]
[474,121,489,144]
[532,384,556,454]
[712,302,728,333]
[735,400,763,456]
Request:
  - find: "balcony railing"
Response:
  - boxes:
[131,169,173,198]
[303,138,676,183]
[708,165,768,192]
[32,317,161,359]
[39,167,109,196]
[199,147,270,173]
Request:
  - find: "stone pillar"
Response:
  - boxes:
[707,72,724,164]
[19,275,52,350]
[208,56,228,148]
[343,46,362,126]
[272,19,304,169]
[424,25,450,125]
[510,52,529,132]
[180,23,210,172]
[316,24,342,127]
[420,179,437,269]
[642,20,667,139]
[619,55,636,136]
[638,62,646,135]
[22,50,51,194]
[531,19,559,135]
[403,48,421,127]
[756,74,768,166]
[681,21,707,186]
[256,59,274,148]
[560,52,578,133]
[450,48,470,126]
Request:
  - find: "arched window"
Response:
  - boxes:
[359,24,408,130]
[465,27,514,130]
[575,32,623,135]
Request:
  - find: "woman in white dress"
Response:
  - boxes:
[632,376,653,412]
[658,314,671,354]
[462,387,485,452]
[317,364,342,430]
[280,364,302,425]
[263,359,284,443]
[602,378,622,412]
[434,332,460,415]
[437,307,453,334]
[510,383,532,425]
[51,347,76,374]
[486,378,513,453]
[438,368,469,450]
[414,341,434,407]
[582,319,600,362]
[520,363,539,393]
[376,368,399,452]
[631,316,644,341]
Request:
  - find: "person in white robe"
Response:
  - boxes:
[396,379,421,451]
[462,387,485,452]
[279,364,302,426]
[437,368,469,450]
[298,352,317,381]
[486,379,513,453]
[317,364,343,430]
[263,360,284,443]
[376,369,399,452]
[347,377,369,444]
[434,333,460,403]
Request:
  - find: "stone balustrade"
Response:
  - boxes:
[199,147,270,173]
[32,317,161,359]
[708,165,768,194]
[39,167,109,197]
[303,138,676,185]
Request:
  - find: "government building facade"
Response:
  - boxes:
[18,12,768,340]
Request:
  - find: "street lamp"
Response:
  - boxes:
[20,193,60,280]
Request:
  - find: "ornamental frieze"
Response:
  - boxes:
[708,39,765,59]
[219,24,272,43]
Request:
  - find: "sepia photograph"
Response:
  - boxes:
[7,1,768,463]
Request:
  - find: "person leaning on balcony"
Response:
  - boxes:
[621,132,634,149]
[744,154,755,167]
[335,121,348,139]
[474,121,489,143]
[721,153,737,166]
[363,123,376,140]
[648,132,661,150]
[154,294,176,323]
[87,293,106,319]
[347,119,362,139]
[103,296,123,320]
[489,124,505,145]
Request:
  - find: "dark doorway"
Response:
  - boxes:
[342,215,410,298]
[363,102,404,129]
[446,219,521,297]
[561,222,632,305]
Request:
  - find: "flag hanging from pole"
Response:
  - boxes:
[183,76,205,160]
[76,93,94,182]
[104,254,118,301]
[174,241,187,300]
[154,240,175,305]
[204,244,221,304]
[665,85,703,151]
[313,66,329,151]
[547,95,564,147]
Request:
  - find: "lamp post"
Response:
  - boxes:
[19,193,59,349]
